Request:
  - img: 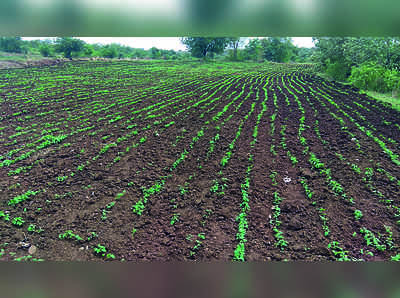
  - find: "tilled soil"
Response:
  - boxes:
[0,61,399,261]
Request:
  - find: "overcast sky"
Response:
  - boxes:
[23,37,314,50]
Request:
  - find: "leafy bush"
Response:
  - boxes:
[39,44,52,57]
[349,62,400,93]
[101,46,117,59]
[0,37,23,53]
[325,61,350,81]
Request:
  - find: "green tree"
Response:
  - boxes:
[243,39,263,61]
[226,37,243,61]
[181,37,229,59]
[150,47,161,59]
[0,37,23,53]
[39,44,52,57]
[342,37,400,71]
[313,37,400,80]
[130,48,146,59]
[54,37,85,59]
[83,44,94,57]
[295,47,314,63]
[261,37,296,63]
[313,37,350,80]
[100,45,117,58]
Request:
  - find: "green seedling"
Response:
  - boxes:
[93,244,107,256]
[27,224,43,233]
[12,217,25,227]
[391,254,400,261]
[360,227,386,251]
[87,232,98,241]
[170,213,180,225]
[57,176,68,182]
[0,211,10,221]
[354,210,363,220]
[59,230,83,242]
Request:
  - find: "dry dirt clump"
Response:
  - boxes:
[0,58,66,69]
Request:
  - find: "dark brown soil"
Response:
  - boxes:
[0,61,399,261]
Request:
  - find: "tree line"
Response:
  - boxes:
[181,37,314,63]
[312,37,400,94]
[0,37,314,63]
[0,37,191,60]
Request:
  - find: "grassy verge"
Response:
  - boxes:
[362,91,400,112]
[316,72,400,112]
[0,51,43,61]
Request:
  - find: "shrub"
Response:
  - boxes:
[349,62,400,93]
[39,44,52,57]
[325,61,350,81]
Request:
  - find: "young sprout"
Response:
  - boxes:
[170,213,180,225]
[131,227,137,238]
[354,210,363,220]
[12,217,25,227]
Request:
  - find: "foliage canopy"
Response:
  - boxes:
[181,37,229,59]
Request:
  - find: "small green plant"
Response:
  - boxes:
[290,155,298,166]
[8,190,39,206]
[87,232,98,241]
[101,201,116,220]
[170,213,180,225]
[131,227,137,238]
[360,227,386,251]
[309,153,324,169]
[210,180,219,193]
[364,168,374,180]
[179,185,187,195]
[328,180,344,194]
[299,178,313,200]
[269,171,278,186]
[0,211,10,221]
[115,190,126,200]
[327,241,351,261]
[57,175,68,182]
[93,244,107,256]
[391,254,400,261]
[354,210,363,220]
[351,163,361,174]
[59,230,83,242]
[11,217,25,227]
[203,209,212,220]
[220,155,229,167]
[319,207,330,236]
[27,224,43,233]
[189,233,206,257]
[384,225,394,249]
[335,153,346,161]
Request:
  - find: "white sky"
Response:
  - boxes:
[23,37,315,50]
[292,37,314,48]
[80,37,188,50]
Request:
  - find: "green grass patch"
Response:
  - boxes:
[363,91,400,112]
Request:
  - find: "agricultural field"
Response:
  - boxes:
[0,60,399,261]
